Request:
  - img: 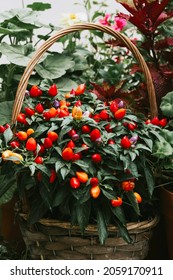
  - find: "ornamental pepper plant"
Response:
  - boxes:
[0,83,171,244]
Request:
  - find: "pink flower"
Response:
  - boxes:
[99,14,111,26]
[111,16,127,31]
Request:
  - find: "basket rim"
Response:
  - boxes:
[11,22,158,123]
[17,211,159,233]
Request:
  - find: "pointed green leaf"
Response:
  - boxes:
[97,208,108,244]
[3,127,13,145]
[76,202,91,233]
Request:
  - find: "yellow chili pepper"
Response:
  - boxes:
[2,150,23,164]
[72,106,83,120]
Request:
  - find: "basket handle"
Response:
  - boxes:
[11,23,158,123]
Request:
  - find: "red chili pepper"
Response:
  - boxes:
[49,169,57,183]
[16,113,28,125]
[75,84,86,95]
[62,147,74,161]
[90,128,101,142]
[35,103,44,114]
[151,117,160,126]
[66,140,76,149]
[111,197,123,207]
[30,85,42,97]
[91,153,102,163]
[26,137,37,151]
[70,177,81,189]
[114,108,126,120]
[121,181,135,191]
[90,177,99,186]
[43,111,52,121]
[68,129,77,138]
[108,139,115,144]
[0,125,6,133]
[58,108,70,118]
[44,137,53,149]
[72,152,82,161]
[90,185,101,198]
[34,156,43,164]
[47,131,59,142]
[25,107,35,117]
[99,109,109,120]
[76,171,88,183]
[159,118,167,127]
[121,136,131,149]
[105,124,112,133]
[81,125,91,134]
[48,84,58,97]
[110,101,118,113]
[10,140,20,149]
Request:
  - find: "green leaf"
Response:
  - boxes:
[39,182,52,211]
[0,43,36,67]
[55,160,66,172]
[0,9,42,28]
[52,185,69,207]
[60,165,71,180]
[0,25,29,35]
[128,161,139,177]
[73,160,89,172]
[97,208,108,245]
[57,78,78,93]
[3,127,13,145]
[111,206,126,225]
[153,140,173,159]
[27,2,51,11]
[125,192,140,215]
[28,198,48,224]
[36,164,50,176]
[34,124,49,137]
[161,129,173,146]
[29,165,36,176]
[142,137,153,150]
[101,189,116,200]
[0,101,13,124]
[115,219,132,244]
[0,175,17,205]
[76,202,91,233]
[0,182,17,205]
[35,54,75,79]
[142,162,155,197]
[160,91,173,117]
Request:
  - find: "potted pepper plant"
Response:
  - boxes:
[0,79,167,260]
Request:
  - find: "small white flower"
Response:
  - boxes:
[60,12,87,27]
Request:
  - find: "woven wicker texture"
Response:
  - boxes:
[13,23,159,259]
[18,213,159,260]
[11,23,158,124]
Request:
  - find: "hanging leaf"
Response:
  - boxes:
[97,208,108,245]
[76,202,91,233]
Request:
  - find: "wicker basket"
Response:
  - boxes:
[13,23,159,260]
[16,210,159,260]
